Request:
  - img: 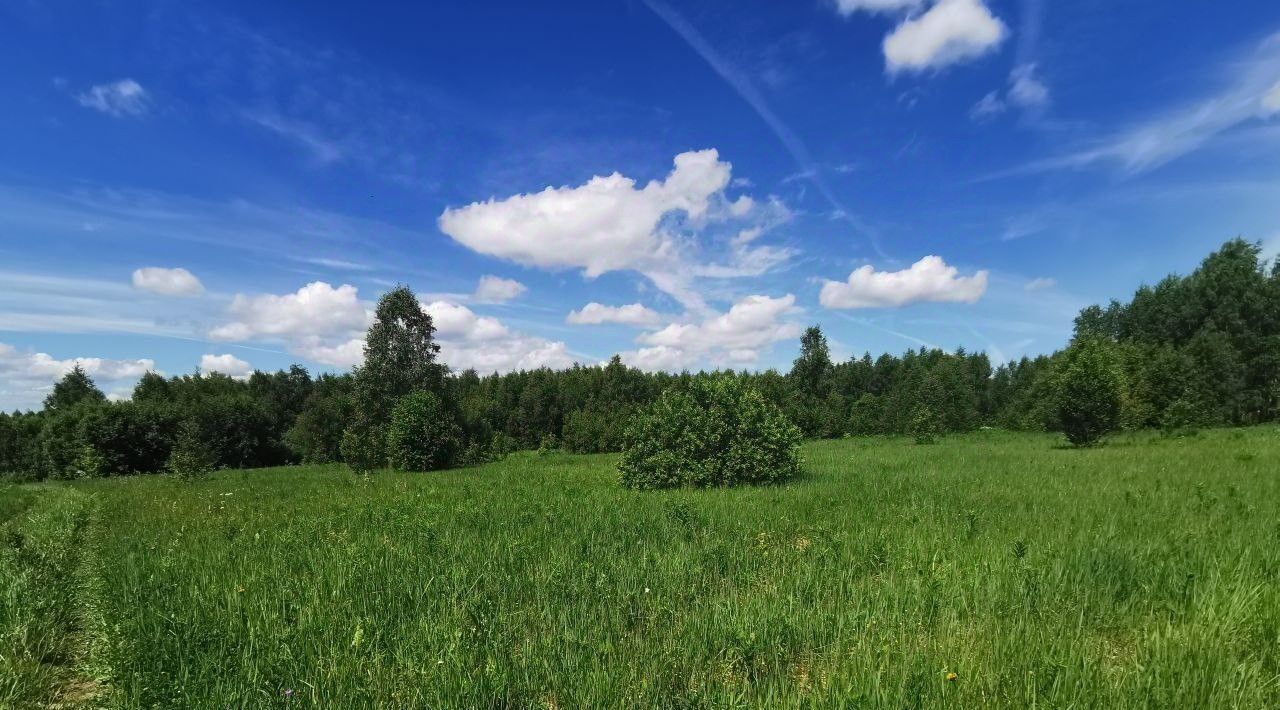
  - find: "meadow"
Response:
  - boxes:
[3,428,1279,708]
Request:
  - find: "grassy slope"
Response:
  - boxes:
[5,428,1280,708]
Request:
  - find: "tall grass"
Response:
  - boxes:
[5,428,1280,707]
[0,484,102,706]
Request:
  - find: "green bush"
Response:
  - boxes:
[340,425,385,474]
[1160,396,1206,437]
[909,404,942,445]
[1055,338,1125,447]
[386,392,460,472]
[561,406,626,453]
[167,420,215,481]
[619,377,802,490]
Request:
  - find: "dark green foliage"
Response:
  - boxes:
[340,428,384,475]
[345,286,448,469]
[11,239,1280,482]
[561,406,627,453]
[77,401,180,475]
[42,366,105,412]
[619,377,801,489]
[1055,338,1125,447]
[788,326,835,437]
[0,413,45,482]
[386,392,461,472]
[131,371,173,403]
[1069,239,1280,427]
[35,405,95,479]
[910,404,942,445]
[167,419,216,480]
[285,374,353,464]
[1160,396,1207,437]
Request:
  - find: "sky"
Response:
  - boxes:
[2,0,1279,410]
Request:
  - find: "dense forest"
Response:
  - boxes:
[2,239,1277,481]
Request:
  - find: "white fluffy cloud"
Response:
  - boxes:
[438,149,791,311]
[209,281,371,367]
[566,303,662,327]
[206,282,571,373]
[473,275,527,303]
[439,149,729,278]
[199,353,253,379]
[623,294,801,371]
[76,79,150,117]
[0,342,155,410]
[820,256,988,309]
[131,267,204,297]
[210,281,369,342]
[882,0,1007,73]
[422,301,573,373]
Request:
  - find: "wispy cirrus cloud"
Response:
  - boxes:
[76,79,150,117]
[642,0,883,256]
[998,31,1280,176]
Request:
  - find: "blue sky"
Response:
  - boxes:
[2,0,1279,409]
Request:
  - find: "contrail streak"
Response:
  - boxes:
[642,0,886,257]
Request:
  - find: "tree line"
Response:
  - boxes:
[2,238,1277,480]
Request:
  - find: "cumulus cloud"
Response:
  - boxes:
[200,353,253,379]
[566,303,662,327]
[883,0,1007,73]
[131,267,204,297]
[439,149,728,278]
[820,256,988,309]
[422,301,573,373]
[438,149,792,311]
[206,281,570,372]
[76,79,150,117]
[0,342,155,410]
[209,281,371,367]
[473,275,527,303]
[210,282,369,343]
[623,294,801,371]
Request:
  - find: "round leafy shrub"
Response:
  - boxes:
[619,377,802,490]
[167,419,215,481]
[562,406,627,454]
[1054,337,1125,447]
[385,391,460,472]
[909,404,942,445]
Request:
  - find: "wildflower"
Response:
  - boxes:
[945,672,958,682]
[283,688,295,698]
[236,584,245,593]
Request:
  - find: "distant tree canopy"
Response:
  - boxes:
[43,365,105,412]
[2,238,1278,481]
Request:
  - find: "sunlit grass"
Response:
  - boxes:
[5,428,1280,707]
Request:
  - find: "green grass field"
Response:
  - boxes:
[4,429,1280,708]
